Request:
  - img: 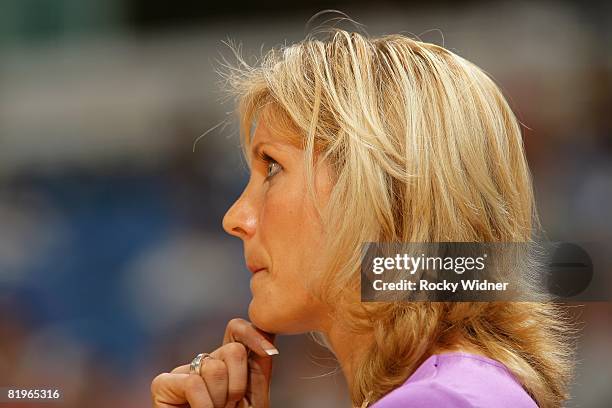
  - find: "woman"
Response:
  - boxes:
[151,29,574,407]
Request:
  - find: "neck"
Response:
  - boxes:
[318,314,484,406]
[320,314,374,399]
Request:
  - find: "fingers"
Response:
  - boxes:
[169,343,248,405]
[223,318,279,357]
[224,318,277,408]
[170,364,190,374]
[213,342,248,404]
[151,372,214,408]
[200,358,228,407]
[154,319,276,408]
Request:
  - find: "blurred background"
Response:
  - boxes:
[1,0,611,406]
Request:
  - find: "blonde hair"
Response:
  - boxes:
[222,28,575,407]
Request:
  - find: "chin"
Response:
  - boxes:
[247,298,304,334]
[248,298,280,333]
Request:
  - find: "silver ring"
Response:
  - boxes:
[189,352,212,375]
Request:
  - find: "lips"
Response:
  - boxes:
[247,264,267,274]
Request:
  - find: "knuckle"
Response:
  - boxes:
[227,317,245,329]
[150,372,169,395]
[170,364,185,374]
[227,386,246,403]
[224,342,247,361]
[185,373,205,393]
[204,360,228,383]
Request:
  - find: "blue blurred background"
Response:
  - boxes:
[0,1,611,406]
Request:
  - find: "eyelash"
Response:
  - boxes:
[258,151,283,180]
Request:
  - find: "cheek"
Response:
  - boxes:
[262,180,305,230]
[261,181,299,250]
[248,178,335,332]
[260,184,324,280]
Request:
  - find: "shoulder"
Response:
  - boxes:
[371,381,472,408]
[369,353,538,408]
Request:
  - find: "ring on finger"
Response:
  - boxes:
[189,352,213,376]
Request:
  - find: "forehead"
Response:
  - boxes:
[251,118,275,144]
[245,118,293,170]
[249,114,303,154]
[250,103,303,147]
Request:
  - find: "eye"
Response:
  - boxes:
[266,160,282,179]
[258,151,283,180]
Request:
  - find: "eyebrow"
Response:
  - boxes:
[250,141,268,159]
[250,140,284,160]
[247,141,274,170]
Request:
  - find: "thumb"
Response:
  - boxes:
[245,342,275,408]
[223,319,278,407]
[247,330,276,406]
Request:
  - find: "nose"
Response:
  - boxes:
[222,187,258,240]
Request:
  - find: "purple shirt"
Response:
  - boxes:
[369,352,538,408]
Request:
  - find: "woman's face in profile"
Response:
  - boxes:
[222,117,333,334]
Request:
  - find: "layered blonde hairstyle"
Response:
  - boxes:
[222,28,574,407]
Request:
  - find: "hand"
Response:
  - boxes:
[151,318,278,408]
